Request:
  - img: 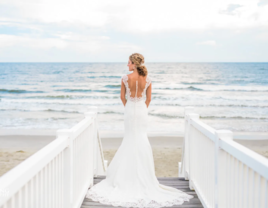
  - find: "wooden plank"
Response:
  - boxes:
[83,199,202,207]
[157,177,188,180]
[81,176,204,208]
[94,176,188,181]
[82,198,201,205]
[81,203,204,208]
[93,179,187,182]
[83,194,201,203]
[93,180,190,184]
[81,205,204,208]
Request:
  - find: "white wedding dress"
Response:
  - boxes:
[85,74,194,207]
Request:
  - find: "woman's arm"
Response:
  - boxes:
[121,79,127,106]
[145,82,152,108]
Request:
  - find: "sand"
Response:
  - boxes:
[0,135,55,177]
[102,137,268,177]
[0,132,268,178]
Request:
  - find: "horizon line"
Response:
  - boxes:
[0,61,268,63]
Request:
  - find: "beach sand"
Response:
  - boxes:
[0,133,268,178]
[101,137,268,177]
[0,135,55,177]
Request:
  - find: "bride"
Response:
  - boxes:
[86,53,194,207]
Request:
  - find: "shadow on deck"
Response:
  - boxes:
[81,176,203,208]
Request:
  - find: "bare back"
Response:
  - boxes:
[121,73,152,102]
[127,74,148,98]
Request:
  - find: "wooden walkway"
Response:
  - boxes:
[81,176,203,208]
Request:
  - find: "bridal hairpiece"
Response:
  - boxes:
[140,63,145,66]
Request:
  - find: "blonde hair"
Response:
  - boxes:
[129,53,148,76]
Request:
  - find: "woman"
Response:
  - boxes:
[86,53,194,207]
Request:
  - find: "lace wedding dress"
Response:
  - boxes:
[85,74,194,207]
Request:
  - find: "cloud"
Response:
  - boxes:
[0,34,67,49]
[0,0,268,33]
[0,33,141,53]
[196,40,217,46]
[0,0,267,61]
[219,4,243,15]
[258,0,268,6]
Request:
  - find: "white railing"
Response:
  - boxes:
[179,106,268,208]
[0,106,107,208]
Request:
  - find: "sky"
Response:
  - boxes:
[0,0,268,62]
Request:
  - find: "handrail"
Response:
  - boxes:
[179,106,268,208]
[190,117,215,142]
[0,107,107,208]
[97,129,106,172]
[179,107,194,177]
[220,139,268,179]
[0,136,69,203]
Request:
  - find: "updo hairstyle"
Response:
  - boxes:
[129,53,148,76]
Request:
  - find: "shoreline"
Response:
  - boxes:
[0,129,268,140]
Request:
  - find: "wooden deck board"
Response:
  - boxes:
[80,176,204,208]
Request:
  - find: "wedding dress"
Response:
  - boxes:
[85,74,194,207]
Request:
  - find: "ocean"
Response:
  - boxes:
[0,62,267,134]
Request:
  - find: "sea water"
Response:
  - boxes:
[0,62,267,133]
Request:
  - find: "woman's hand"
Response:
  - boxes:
[145,100,150,108]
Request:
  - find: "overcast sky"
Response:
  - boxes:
[0,0,268,62]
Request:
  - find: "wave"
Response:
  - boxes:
[151,103,268,108]
[181,82,217,85]
[62,84,268,92]
[43,95,73,99]
[0,89,44,94]
[56,89,120,93]
[46,117,69,120]
[0,108,82,114]
[52,71,63,74]
[153,86,209,91]
[56,89,93,92]
[154,86,268,92]
[0,108,124,115]
[200,116,268,120]
[149,113,181,118]
[88,76,121,79]
[148,112,268,120]
[101,111,124,115]
[44,109,80,114]
[2,97,268,109]
[24,95,119,99]
[1,108,267,120]
[104,84,121,88]
[202,104,268,108]
[223,89,268,92]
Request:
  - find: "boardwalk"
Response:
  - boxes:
[81,176,203,208]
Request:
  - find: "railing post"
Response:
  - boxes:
[85,108,98,186]
[179,107,194,178]
[187,113,199,191]
[86,107,107,177]
[184,107,195,118]
[56,129,74,208]
[215,130,233,208]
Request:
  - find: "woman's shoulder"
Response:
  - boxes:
[121,74,128,81]
[146,74,152,84]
